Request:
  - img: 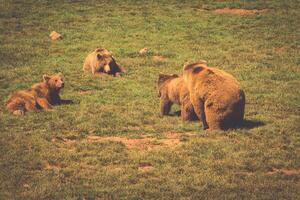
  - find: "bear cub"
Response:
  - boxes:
[6,73,72,115]
[157,73,197,121]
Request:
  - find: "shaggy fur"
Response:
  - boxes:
[157,73,197,121]
[83,48,125,76]
[6,73,72,115]
[183,62,245,130]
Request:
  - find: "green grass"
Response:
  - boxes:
[0,0,300,199]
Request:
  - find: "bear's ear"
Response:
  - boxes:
[158,73,166,83]
[43,74,51,82]
[158,73,170,81]
[95,48,104,52]
[183,63,195,71]
[57,72,64,78]
[192,66,204,74]
[159,73,165,78]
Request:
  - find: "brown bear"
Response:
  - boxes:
[6,73,72,115]
[157,73,197,121]
[83,48,125,76]
[183,61,245,130]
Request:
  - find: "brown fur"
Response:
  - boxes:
[157,73,197,121]
[6,73,72,115]
[183,62,245,130]
[83,48,125,76]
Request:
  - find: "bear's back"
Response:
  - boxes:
[189,66,242,104]
[31,82,49,98]
[83,52,99,71]
[167,76,190,105]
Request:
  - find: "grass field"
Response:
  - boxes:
[0,0,300,199]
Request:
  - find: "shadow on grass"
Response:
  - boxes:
[171,111,265,130]
[172,110,181,117]
[238,119,265,129]
[169,110,264,129]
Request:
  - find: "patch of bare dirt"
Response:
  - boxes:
[53,132,196,151]
[214,8,268,14]
[53,136,77,144]
[78,89,96,95]
[87,132,196,150]
[235,171,254,176]
[44,162,61,170]
[138,163,154,172]
[105,165,123,172]
[267,167,300,175]
[87,135,156,150]
[159,132,183,146]
[152,55,167,62]
[275,47,287,55]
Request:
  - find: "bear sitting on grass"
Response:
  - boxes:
[83,48,125,77]
[183,61,245,130]
[157,73,197,121]
[6,73,72,115]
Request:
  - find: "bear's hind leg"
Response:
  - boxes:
[25,101,41,112]
[181,102,197,121]
[13,110,25,115]
[191,97,209,130]
[160,99,172,116]
[6,98,26,115]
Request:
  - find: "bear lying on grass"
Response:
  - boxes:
[157,73,197,121]
[6,73,72,115]
[183,61,245,130]
[83,48,125,77]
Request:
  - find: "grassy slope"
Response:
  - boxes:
[0,0,299,199]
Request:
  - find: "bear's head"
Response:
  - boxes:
[157,73,179,97]
[43,73,64,91]
[94,48,116,74]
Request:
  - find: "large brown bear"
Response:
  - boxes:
[6,73,72,115]
[157,73,197,121]
[183,61,245,130]
[83,48,125,76]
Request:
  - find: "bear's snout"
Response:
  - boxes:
[104,64,111,73]
[56,81,64,89]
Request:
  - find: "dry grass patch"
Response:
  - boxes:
[53,133,196,151]
[152,55,168,62]
[267,168,300,175]
[78,89,96,95]
[86,132,187,150]
[275,47,288,55]
[44,162,62,170]
[138,162,154,172]
[214,8,268,14]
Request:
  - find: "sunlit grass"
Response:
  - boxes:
[0,0,299,199]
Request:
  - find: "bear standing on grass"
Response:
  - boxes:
[6,73,72,115]
[83,48,125,77]
[183,61,245,130]
[157,73,197,121]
